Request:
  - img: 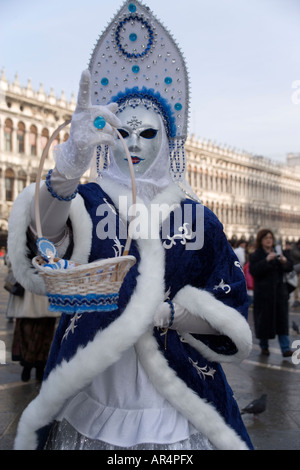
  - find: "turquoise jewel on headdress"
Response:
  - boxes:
[128,3,136,12]
[129,33,137,42]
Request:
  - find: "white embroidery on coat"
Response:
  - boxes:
[189,357,216,380]
[113,237,123,257]
[62,313,82,342]
[234,260,244,273]
[213,279,231,294]
[163,223,195,249]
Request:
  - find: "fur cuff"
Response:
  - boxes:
[174,286,252,363]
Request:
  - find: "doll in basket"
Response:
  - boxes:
[8,0,253,451]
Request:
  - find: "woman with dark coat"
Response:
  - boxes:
[249,229,293,357]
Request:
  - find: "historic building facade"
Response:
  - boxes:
[0,70,75,246]
[1,69,300,246]
[185,136,300,242]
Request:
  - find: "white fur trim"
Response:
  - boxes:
[174,286,252,363]
[136,331,249,450]
[8,184,47,295]
[14,226,165,449]
[7,184,92,295]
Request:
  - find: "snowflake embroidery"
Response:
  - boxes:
[127,116,142,130]
[62,313,82,342]
[189,357,216,380]
[163,223,195,249]
[213,279,231,294]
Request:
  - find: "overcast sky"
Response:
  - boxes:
[1,0,299,162]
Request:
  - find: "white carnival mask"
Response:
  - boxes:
[114,104,162,176]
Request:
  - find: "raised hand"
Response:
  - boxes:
[55,69,121,179]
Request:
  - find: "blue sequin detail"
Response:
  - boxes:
[129,33,137,42]
[110,86,177,138]
[47,293,119,314]
[165,77,173,85]
[94,116,106,129]
[101,77,109,86]
[115,15,153,58]
[132,65,140,74]
[175,103,182,111]
[166,299,175,327]
[46,169,78,201]
[128,3,136,12]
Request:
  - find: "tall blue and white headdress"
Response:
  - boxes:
[89,0,190,184]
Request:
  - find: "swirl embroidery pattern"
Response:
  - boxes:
[163,223,195,249]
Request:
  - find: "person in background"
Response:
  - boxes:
[290,239,300,307]
[0,246,5,269]
[243,242,255,307]
[249,229,294,357]
[234,240,247,267]
[6,253,60,382]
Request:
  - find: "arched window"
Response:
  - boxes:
[17,122,25,153]
[29,125,38,156]
[5,168,15,201]
[18,169,27,193]
[4,119,13,152]
[30,172,37,184]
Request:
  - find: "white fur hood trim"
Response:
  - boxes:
[7,184,92,295]
[174,286,252,363]
[100,176,186,221]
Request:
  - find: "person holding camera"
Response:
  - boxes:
[249,229,294,357]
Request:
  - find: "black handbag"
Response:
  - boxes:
[4,271,25,296]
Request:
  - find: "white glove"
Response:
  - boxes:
[154,302,219,335]
[55,69,121,179]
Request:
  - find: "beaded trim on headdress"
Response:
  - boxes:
[89,0,190,181]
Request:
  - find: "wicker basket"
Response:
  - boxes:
[32,120,137,314]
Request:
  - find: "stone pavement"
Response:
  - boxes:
[0,265,300,451]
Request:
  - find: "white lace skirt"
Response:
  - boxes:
[45,419,214,450]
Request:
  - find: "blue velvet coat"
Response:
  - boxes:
[36,182,253,450]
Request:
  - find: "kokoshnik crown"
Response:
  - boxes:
[88,0,190,181]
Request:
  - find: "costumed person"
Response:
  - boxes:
[8,0,253,451]
[249,229,294,357]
